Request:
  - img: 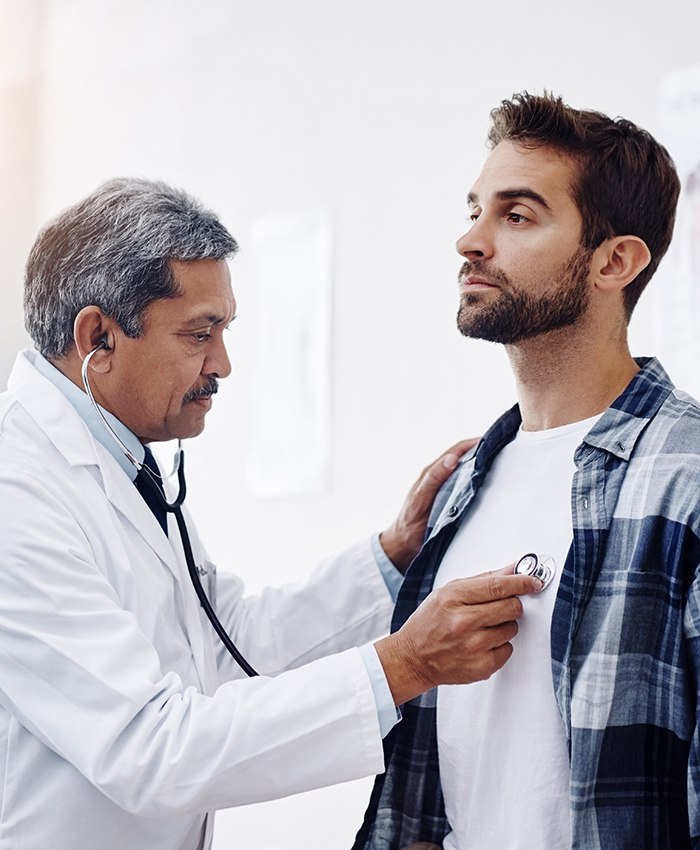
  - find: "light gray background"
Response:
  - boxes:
[1,2,697,847]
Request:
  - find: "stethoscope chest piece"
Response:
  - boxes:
[514,553,557,591]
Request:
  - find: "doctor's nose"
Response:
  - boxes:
[205,338,232,380]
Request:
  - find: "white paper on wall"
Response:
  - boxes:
[246,207,333,497]
[655,66,700,399]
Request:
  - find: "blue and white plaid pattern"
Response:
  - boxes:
[353,358,700,850]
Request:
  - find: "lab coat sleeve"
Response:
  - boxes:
[205,534,396,681]
[0,468,386,817]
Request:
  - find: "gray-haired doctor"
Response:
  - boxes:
[0,178,538,850]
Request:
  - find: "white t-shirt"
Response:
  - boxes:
[434,414,600,850]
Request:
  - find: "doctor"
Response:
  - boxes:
[0,178,538,850]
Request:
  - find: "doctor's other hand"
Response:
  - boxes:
[374,569,541,706]
[379,439,478,574]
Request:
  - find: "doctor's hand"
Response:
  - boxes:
[374,567,541,706]
[379,439,478,574]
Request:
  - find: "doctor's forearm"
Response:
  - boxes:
[212,537,393,679]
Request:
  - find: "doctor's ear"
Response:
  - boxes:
[73,306,116,372]
[593,235,651,296]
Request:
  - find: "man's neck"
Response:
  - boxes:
[505,322,638,432]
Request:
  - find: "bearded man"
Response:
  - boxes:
[354,92,700,850]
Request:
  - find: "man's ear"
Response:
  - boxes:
[73,306,117,372]
[593,235,651,295]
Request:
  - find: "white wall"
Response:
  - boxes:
[0,1,42,364]
[1,1,698,847]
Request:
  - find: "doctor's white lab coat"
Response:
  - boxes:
[0,351,392,850]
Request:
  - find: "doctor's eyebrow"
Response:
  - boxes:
[467,188,553,212]
[182,314,237,327]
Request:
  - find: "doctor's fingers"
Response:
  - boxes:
[401,438,479,517]
[400,602,520,687]
[401,584,521,650]
[413,437,479,490]
[378,438,478,572]
[419,590,522,648]
[440,572,541,610]
[442,622,519,685]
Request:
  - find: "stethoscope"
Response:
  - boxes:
[514,553,557,590]
[82,341,259,677]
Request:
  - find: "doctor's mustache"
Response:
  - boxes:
[183,377,219,403]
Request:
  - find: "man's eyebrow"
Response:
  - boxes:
[467,188,552,212]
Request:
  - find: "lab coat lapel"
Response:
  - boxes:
[10,350,181,582]
[100,460,182,575]
[9,351,214,690]
[166,506,219,693]
[102,463,215,691]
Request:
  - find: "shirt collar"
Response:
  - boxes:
[33,353,145,481]
[581,357,674,461]
[472,357,674,472]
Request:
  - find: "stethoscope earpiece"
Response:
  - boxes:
[514,553,557,591]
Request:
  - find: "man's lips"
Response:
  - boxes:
[459,274,499,292]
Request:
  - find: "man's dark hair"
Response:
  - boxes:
[487,92,681,319]
[24,178,239,358]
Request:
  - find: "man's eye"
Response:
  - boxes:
[192,332,211,342]
[506,212,528,224]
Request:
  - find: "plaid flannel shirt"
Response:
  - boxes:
[353,358,700,850]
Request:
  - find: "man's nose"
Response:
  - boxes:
[456,219,494,260]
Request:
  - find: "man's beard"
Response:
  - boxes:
[456,246,593,345]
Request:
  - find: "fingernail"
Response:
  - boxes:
[532,578,544,591]
[442,453,459,469]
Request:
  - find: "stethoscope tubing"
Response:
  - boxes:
[141,456,259,677]
[82,344,259,678]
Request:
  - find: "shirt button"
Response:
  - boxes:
[448,505,459,517]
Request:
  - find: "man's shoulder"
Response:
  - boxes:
[661,383,700,416]
[644,383,700,446]
[597,358,700,459]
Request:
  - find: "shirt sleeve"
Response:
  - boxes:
[371,532,404,602]
[358,642,402,737]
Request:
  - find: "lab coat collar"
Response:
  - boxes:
[33,351,143,480]
[7,350,180,572]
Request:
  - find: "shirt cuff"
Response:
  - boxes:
[371,533,404,602]
[358,642,402,738]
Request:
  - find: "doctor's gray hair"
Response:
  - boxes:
[24,178,239,358]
